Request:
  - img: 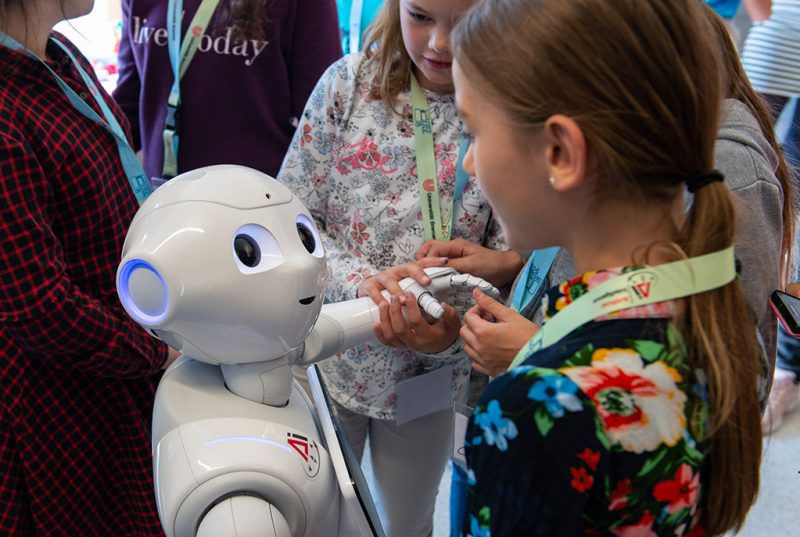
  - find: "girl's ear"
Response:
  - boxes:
[544,114,586,192]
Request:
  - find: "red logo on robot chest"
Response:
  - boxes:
[287,432,321,478]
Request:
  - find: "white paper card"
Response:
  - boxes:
[395,365,453,425]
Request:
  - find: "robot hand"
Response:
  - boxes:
[394,267,500,320]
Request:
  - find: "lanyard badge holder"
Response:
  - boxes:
[0,31,152,204]
[511,247,560,314]
[162,0,221,183]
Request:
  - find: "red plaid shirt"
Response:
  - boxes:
[1,33,168,536]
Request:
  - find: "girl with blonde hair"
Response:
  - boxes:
[278,0,518,534]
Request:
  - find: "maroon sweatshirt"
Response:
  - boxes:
[114,0,342,178]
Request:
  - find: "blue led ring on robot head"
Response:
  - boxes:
[118,259,170,325]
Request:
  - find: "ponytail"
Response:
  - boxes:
[680,180,762,533]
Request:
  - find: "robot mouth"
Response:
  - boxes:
[299,296,315,305]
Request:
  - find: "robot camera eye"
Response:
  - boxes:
[234,234,261,267]
[295,214,324,258]
[232,224,285,274]
[297,224,316,254]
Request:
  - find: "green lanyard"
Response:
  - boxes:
[508,246,737,370]
[162,0,221,179]
[411,75,453,241]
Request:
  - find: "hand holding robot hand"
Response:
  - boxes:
[415,266,500,316]
[369,266,500,353]
[361,263,500,321]
[416,237,525,288]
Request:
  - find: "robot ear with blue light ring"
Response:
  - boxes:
[118,259,169,326]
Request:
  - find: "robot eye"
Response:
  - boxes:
[296,214,324,258]
[232,224,285,274]
[234,235,260,267]
[297,224,315,254]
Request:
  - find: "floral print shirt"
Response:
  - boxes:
[278,53,505,419]
[464,268,709,537]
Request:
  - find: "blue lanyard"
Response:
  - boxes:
[0,31,151,204]
[454,134,469,207]
[510,247,560,312]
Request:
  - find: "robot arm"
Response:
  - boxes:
[295,268,499,367]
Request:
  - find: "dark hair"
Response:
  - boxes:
[217,0,268,42]
[454,0,762,533]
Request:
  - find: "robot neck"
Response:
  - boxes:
[220,357,294,406]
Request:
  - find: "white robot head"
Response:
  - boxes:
[117,165,326,366]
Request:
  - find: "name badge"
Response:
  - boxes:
[395,365,453,425]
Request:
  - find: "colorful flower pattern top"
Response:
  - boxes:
[278,53,506,419]
[464,268,710,537]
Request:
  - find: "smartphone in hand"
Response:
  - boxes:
[770,290,800,337]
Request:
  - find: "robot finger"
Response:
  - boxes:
[400,278,445,320]
[449,273,500,299]
[471,276,500,298]
[419,293,445,320]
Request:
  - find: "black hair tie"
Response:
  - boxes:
[685,170,725,193]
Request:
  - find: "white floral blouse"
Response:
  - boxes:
[278,53,506,419]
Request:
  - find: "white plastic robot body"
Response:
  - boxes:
[152,358,340,537]
[116,166,498,537]
[117,166,360,537]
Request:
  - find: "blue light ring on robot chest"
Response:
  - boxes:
[118,259,169,325]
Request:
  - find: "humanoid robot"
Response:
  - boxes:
[116,165,498,537]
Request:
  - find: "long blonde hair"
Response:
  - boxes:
[361,0,412,112]
[453,0,762,534]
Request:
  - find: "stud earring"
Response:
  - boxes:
[548,176,556,186]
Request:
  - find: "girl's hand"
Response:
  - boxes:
[416,238,523,287]
[461,288,539,376]
[357,257,448,306]
[372,292,462,354]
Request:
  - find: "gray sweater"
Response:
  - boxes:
[512,99,785,377]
